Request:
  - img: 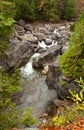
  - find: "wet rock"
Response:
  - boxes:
[33,45,62,68]
[46,63,80,99]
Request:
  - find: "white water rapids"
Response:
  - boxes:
[20,53,40,76]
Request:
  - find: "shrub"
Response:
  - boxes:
[60,0,77,20]
[14,0,38,21]
[60,16,84,79]
[0,69,20,129]
[0,1,15,57]
[21,107,38,127]
[38,0,59,22]
[8,0,78,22]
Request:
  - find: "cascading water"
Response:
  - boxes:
[20,53,40,77]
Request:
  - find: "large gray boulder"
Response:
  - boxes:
[33,45,62,68]
[4,41,34,72]
[46,62,80,99]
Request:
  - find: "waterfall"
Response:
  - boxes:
[20,53,40,76]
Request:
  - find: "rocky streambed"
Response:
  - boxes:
[4,21,70,71]
[2,20,80,129]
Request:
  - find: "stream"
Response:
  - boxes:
[3,22,71,129]
[17,53,57,119]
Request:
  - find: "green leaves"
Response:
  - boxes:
[3,18,15,26]
[21,107,38,126]
[61,0,77,20]
[0,15,4,20]
[0,0,15,57]
[0,69,20,129]
[60,15,84,79]
[52,115,66,126]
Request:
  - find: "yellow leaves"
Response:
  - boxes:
[69,78,84,103]
[52,115,66,127]
[75,93,82,102]
[75,103,84,111]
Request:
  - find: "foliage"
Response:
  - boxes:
[38,0,77,21]
[69,77,84,103]
[39,117,84,130]
[52,115,66,127]
[21,107,38,126]
[52,78,84,127]
[60,16,84,79]
[39,105,83,128]
[60,0,77,20]
[0,0,15,57]
[14,0,38,21]
[0,69,20,129]
[52,106,79,127]
[69,22,76,32]
[7,0,78,22]
[38,0,59,22]
[39,78,84,129]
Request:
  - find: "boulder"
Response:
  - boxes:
[33,33,45,41]
[33,45,62,68]
[17,34,38,44]
[24,24,32,32]
[15,24,25,36]
[17,19,26,27]
[46,62,80,99]
[4,41,34,72]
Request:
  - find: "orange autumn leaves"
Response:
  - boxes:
[38,117,84,130]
